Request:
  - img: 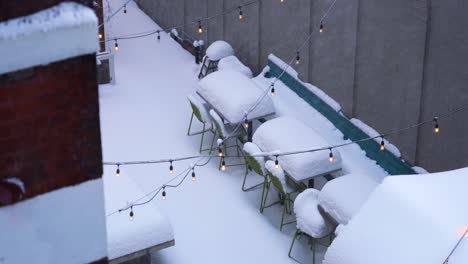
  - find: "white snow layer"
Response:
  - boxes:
[350,118,401,157]
[318,173,380,225]
[264,160,294,193]
[253,117,342,182]
[267,54,341,112]
[205,40,234,61]
[198,70,275,123]
[323,168,468,264]
[105,174,174,260]
[218,55,253,78]
[0,179,107,263]
[0,2,98,74]
[294,189,334,238]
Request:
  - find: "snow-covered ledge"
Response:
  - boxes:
[0,2,98,75]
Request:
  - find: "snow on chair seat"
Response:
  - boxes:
[243,143,268,210]
[294,189,334,239]
[318,173,380,225]
[218,55,253,78]
[253,117,342,185]
[187,94,215,153]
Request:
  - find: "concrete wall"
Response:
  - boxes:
[134,0,468,172]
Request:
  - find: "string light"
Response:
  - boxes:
[280,0,285,3]
[162,186,167,200]
[192,169,196,181]
[380,137,385,151]
[114,39,119,51]
[319,22,324,33]
[129,206,134,221]
[123,4,127,14]
[157,30,161,41]
[238,6,243,20]
[218,146,223,157]
[295,51,300,65]
[328,148,334,163]
[274,156,279,169]
[98,33,103,39]
[244,118,249,129]
[270,84,275,96]
[197,21,203,34]
[434,117,440,134]
[115,164,120,177]
[221,158,226,171]
[169,161,174,174]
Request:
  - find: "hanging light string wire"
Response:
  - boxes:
[99,0,133,29]
[442,227,468,264]
[101,0,261,42]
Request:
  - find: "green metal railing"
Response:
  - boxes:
[267,58,416,175]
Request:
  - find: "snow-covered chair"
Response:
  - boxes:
[318,173,380,225]
[198,41,234,79]
[187,94,215,153]
[289,189,335,264]
[243,142,267,211]
[263,160,298,230]
[209,109,245,170]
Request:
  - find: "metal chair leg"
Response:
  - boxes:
[288,229,301,258]
[187,113,194,135]
[199,123,205,153]
[259,177,267,213]
[209,132,216,154]
[280,201,287,231]
[312,238,316,264]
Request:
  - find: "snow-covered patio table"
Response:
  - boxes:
[196,69,275,126]
[323,168,468,264]
[252,117,342,186]
[105,174,174,263]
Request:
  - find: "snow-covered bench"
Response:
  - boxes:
[105,175,174,264]
[252,117,342,187]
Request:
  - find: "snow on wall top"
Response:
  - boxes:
[205,41,234,61]
[267,54,342,112]
[0,2,98,74]
[323,167,468,264]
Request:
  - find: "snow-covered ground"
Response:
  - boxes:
[100,1,389,263]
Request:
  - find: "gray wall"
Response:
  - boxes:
[134,0,468,172]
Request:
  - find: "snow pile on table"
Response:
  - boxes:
[323,167,468,264]
[268,54,341,112]
[104,174,174,260]
[205,40,234,61]
[0,179,107,263]
[218,55,253,78]
[294,188,334,238]
[318,173,380,225]
[350,118,401,157]
[0,2,98,74]
[198,70,275,123]
[253,117,342,180]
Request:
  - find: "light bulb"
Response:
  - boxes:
[218,147,223,157]
[169,161,174,174]
[274,157,279,169]
[192,170,196,181]
[116,164,120,177]
[157,30,161,41]
[296,51,300,65]
[221,159,226,171]
[129,207,134,221]
[434,117,440,134]
[271,84,275,96]
[380,137,385,151]
[198,21,203,34]
[238,7,243,20]
[328,149,334,163]
[319,23,324,33]
[281,0,285,3]
[124,5,127,14]
[114,40,119,51]
[98,33,103,39]
[162,188,166,200]
[244,118,249,129]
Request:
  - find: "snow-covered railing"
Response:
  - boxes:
[266,55,417,175]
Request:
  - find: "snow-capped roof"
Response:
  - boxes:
[197,70,275,123]
[323,167,468,264]
[104,173,174,260]
[253,117,342,181]
[205,41,234,61]
[0,2,98,74]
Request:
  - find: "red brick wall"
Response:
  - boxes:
[0,54,103,201]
